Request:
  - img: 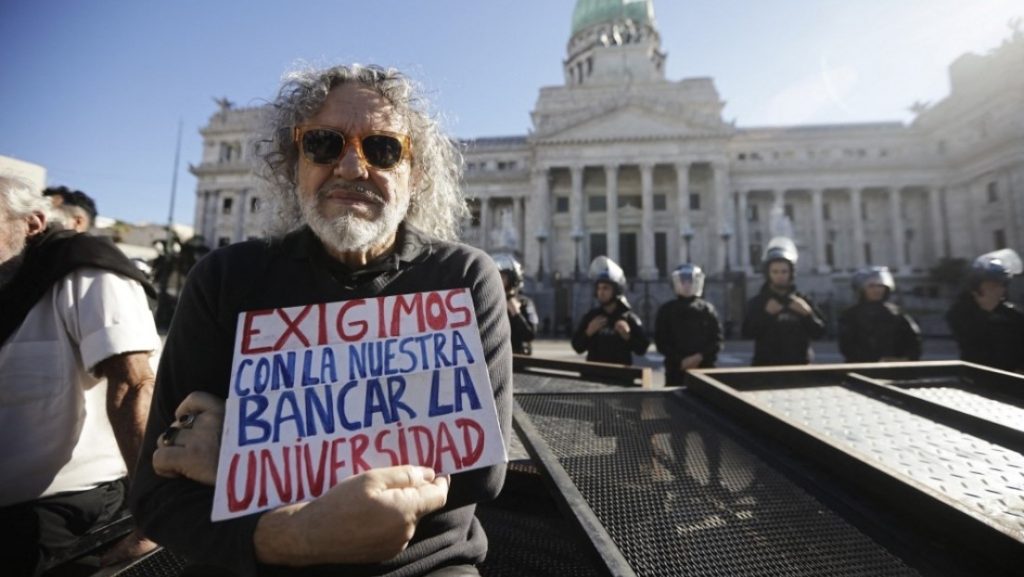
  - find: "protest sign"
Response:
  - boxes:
[211,288,507,521]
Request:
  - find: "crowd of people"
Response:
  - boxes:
[2,61,1023,577]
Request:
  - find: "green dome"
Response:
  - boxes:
[571,0,654,36]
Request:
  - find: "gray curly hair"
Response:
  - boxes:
[0,175,53,222]
[258,64,468,241]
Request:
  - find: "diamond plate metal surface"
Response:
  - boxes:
[747,385,1024,537]
[894,385,1024,431]
[517,392,921,577]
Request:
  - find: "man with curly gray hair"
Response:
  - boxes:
[131,65,511,577]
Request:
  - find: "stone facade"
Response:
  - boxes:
[189,1,1024,333]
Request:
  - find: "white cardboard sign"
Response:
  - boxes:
[211,289,507,521]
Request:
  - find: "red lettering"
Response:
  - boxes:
[351,434,372,474]
[273,306,313,350]
[433,421,462,473]
[336,300,369,341]
[409,425,434,468]
[240,310,275,354]
[424,292,447,331]
[258,447,292,507]
[455,418,485,466]
[377,297,387,339]
[317,303,328,346]
[304,441,329,498]
[374,429,400,466]
[329,437,348,486]
[227,451,257,511]
[390,293,425,337]
[445,289,472,329]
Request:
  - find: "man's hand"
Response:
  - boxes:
[787,296,813,317]
[99,528,157,567]
[586,316,608,336]
[507,297,521,316]
[614,319,631,340]
[974,287,1002,312]
[764,299,784,315]
[153,392,224,486]
[255,466,450,566]
[680,353,704,370]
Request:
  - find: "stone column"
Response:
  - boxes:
[605,164,620,263]
[888,187,907,272]
[195,190,210,242]
[206,190,221,243]
[513,196,524,254]
[533,169,551,278]
[714,163,733,273]
[234,189,249,243]
[640,163,657,279]
[851,187,866,268]
[480,196,492,252]
[737,190,751,272]
[674,162,690,263]
[811,188,828,273]
[1001,171,1019,249]
[927,186,947,259]
[570,165,584,238]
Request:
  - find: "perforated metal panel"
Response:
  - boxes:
[516,392,921,577]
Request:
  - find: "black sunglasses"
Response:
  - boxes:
[293,125,410,170]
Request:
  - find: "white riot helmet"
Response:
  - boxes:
[671,263,705,298]
[491,253,524,294]
[969,248,1022,288]
[761,236,798,274]
[852,266,895,299]
[588,256,627,295]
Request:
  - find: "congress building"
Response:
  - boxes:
[190,0,1024,335]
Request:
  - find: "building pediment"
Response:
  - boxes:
[533,101,728,144]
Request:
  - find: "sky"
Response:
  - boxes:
[1,0,1021,227]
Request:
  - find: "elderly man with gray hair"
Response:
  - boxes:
[130,64,512,577]
[0,175,160,574]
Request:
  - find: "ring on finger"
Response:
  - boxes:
[161,426,180,447]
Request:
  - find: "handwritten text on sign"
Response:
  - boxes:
[211,289,506,521]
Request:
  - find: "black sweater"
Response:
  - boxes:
[741,284,826,366]
[946,292,1024,372]
[129,225,512,577]
[654,296,723,385]
[571,299,650,365]
[838,300,921,362]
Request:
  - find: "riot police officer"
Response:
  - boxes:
[946,249,1024,372]
[492,254,539,355]
[741,237,826,365]
[655,263,723,385]
[838,266,922,362]
[571,256,650,365]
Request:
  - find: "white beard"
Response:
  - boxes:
[299,186,410,255]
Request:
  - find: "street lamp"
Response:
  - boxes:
[535,230,548,281]
[570,229,585,280]
[681,223,694,263]
[720,223,734,337]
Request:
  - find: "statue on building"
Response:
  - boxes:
[491,207,520,253]
[769,203,794,239]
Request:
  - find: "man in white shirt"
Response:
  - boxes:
[0,176,161,574]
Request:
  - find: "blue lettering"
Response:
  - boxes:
[272,391,303,442]
[348,344,366,380]
[303,385,335,437]
[337,380,361,431]
[428,369,453,417]
[453,366,482,412]
[301,350,320,386]
[363,378,394,426]
[253,358,271,394]
[320,347,337,384]
[271,352,296,391]
[234,358,254,396]
[398,337,418,373]
[384,339,399,376]
[433,333,451,367]
[387,376,415,420]
[450,330,475,365]
[239,395,271,446]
